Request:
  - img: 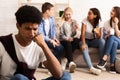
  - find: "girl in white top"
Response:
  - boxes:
[80,8,105,75]
[97,6,120,74]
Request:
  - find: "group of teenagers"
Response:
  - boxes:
[38,2,120,75]
[0,1,120,80]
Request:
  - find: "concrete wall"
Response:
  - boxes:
[0,0,19,36]
[0,0,120,36]
[69,0,120,26]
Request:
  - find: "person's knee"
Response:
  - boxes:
[108,35,116,41]
[99,38,105,45]
[82,46,88,53]
[61,71,71,80]
[113,41,118,47]
[11,74,29,80]
[57,45,64,51]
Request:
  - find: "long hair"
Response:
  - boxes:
[110,6,120,29]
[90,8,101,28]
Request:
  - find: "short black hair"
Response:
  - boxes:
[42,2,54,13]
[15,5,42,26]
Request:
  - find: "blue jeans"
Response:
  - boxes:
[104,36,120,63]
[10,74,29,80]
[43,72,71,80]
[80,38,105,68]
[45,41,64,59]
[11,72,71,80]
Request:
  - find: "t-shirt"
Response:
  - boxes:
[82,18,103,39]
[65,22,72,37]
[0,34,46,80]
[44,19,50,36]
[103,20,115,39]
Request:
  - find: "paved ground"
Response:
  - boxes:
[34,68,120,80]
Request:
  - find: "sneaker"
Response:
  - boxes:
[97,59,107,71]
[90,67,101,75]
[109,66,116,74]
[69,61,76,73]
[61,58,68,70]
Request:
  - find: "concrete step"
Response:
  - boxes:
[35,68,120,80]
[73,48,120,67]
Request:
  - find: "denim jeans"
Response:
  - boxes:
[11,72,71,80]
[45,41,64,59]
[10,74,29,80]
[43,72,71,80]
[104,36,120,63]
[80,38,105,68]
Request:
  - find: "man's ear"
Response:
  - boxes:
[46,9,50,14]
[16,23,20,29]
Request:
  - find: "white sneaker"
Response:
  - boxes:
[90,67,101,75]
[69,61,76,73]
[61,58,68,70]
[98,67,106,71]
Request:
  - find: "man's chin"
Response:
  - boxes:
[27,38,33,42]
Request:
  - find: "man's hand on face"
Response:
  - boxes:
[33,33,46,47]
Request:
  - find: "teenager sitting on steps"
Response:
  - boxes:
[59,7,80,73]
[80,8,105,75]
